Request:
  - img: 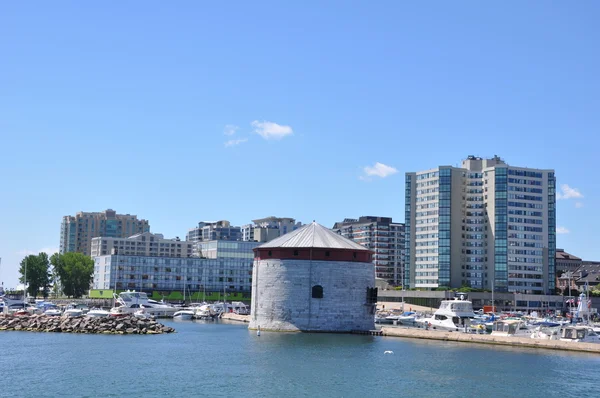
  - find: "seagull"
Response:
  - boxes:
[384,350,394,354]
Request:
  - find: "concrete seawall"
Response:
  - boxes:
[381,327,600,354]
[221,313,250,323]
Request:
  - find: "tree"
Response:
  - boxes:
[18,253,51,298]
[50,252,94,298]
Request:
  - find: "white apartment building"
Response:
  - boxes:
[405,156,556,294]
[91,232,193,258]
[332,216,405,286]
[241,216,303,243]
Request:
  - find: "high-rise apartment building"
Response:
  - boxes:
[332,216,405,286]
[186,220,241,243]
[60,209,150,256]
[241,216,302,243]
[91,232,193,258]
[405,156,556,294]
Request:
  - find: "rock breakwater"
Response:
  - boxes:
[0,314,175,335]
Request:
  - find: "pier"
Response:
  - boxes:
[220,313,250,323]
[380,326,600,354]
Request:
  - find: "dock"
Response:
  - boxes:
[220,313,250,323]
[380,326,600,354]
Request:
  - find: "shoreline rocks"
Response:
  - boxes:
[0,314,175,335]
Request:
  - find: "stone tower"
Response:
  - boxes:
[249,222,376,332]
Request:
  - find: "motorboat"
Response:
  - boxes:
[194,304,218,320]
[64,308,83,317]
[397,311,418,325]
[210,301,249,315]
[110,291,177,318]
[416,297,476,332]
[43,304,62,316]
[530,322,562,340]
[86,308,110,318]
[490,319,534,338]
[133,307,154,320]
[559,326,600,343]
[173,309,195,321]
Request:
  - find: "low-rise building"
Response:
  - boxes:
[92,240,259,295]
[555,249,582,272]
[91,232,193,258]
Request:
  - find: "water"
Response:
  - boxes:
[1,320,599,397]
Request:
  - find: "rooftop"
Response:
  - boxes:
[257,222,370,251]
[556,249,582,261]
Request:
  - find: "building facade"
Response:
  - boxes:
[332,216,405,286]
[555,249,582,272]
[60,209,149,256]
[186,220,241,243]
[405,156,556,294]
[92,240,259,294]
[249,222,376,332]
[241,216,302,243]
[90,232,193,258]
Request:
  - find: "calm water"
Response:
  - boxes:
[1,320,599,398]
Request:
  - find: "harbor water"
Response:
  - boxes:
[1,320,599,397]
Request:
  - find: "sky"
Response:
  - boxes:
[1,2,599,288]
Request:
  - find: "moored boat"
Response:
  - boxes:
[559,326,600,343]
[87,308,111,318]
[416,296,476,332]
[173,310,195,321]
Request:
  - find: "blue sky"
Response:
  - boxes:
[1,2,599,287]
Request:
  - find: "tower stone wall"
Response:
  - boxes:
[249,258,375,332]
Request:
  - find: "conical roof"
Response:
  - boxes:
[257,222,370,251]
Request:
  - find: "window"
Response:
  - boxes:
[312,285,323,299]
[268,251,272,256]
[353,252,357,259]
[366,287,378,304]
[325,251,330,257]
[294,250,299,256]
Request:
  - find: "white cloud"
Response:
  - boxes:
[361,162,398,180]
[224,138,248,147]
[556,184,583,200]
[575,202,584,208]
[556,226,570,234]
[223,124,239,136]
[251,120,293,140]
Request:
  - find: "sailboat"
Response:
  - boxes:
[173,284,194,321]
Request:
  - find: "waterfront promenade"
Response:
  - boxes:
[380,326,600,354]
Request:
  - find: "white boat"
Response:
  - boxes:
[63,308,83,317]
[530,322,562,340]
[559,326,600,343]
[490,319,534,338]
[397,311,418,325]
[416,297,476,332]
[133,307,154,320]
[109,291,177,318]
[44,305,62,316]
[194,304,218,320]
[86,308,110,318]
[173,310,195,320]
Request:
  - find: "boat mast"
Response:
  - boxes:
[23,255,27,305]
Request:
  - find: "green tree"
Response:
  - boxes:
[50,252,94,298]
[18,253,51,298]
